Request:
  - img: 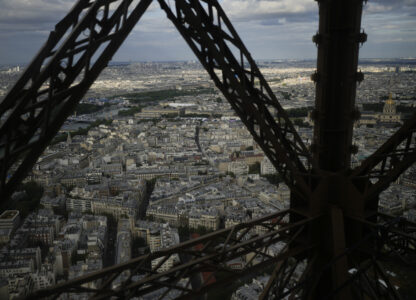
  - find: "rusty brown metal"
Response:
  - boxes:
[158,0,317,201]
[312,0,365,172]
[0,0,153,202]
[0,0,415,299]
[27,210,316,299]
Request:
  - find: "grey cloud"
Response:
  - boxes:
[364,0,416,15]
[220,0,416,24]
[371,0,416,6]
[0,0,415,64]
[222,0,317,23]
[0,0,73,22]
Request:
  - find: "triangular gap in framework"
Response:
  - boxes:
[111,1,195,61]
[0,0,313,202]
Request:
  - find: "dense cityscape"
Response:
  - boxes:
[0,59,415,299]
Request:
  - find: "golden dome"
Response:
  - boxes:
[386,92,395,105]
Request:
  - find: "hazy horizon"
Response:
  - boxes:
[3,57,416,68]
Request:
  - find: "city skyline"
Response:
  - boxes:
[0,59,415,298]
[0,2,415,296]
[0,0,416,65]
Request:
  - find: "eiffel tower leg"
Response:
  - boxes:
[312,0,366,171]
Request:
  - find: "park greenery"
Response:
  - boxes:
[285,106,313,118]
[261,174,283,185]
[71,250,87,265]
[293,118,311,127]
[117,87,215,104]
[268,77,282,83]
[363,102,387,112]
[363,101,416,115]
[178,225,214,240]
[280,91,292,100]
[51,119,113,145]
[74,103,103,115]
[118,106,142,117]
[132,237,147,257]
[224,171,236,178]
[2,181,44,218]
[248,162,261,174]
[184,113,222,118]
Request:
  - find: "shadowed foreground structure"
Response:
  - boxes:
[0,0,415,299]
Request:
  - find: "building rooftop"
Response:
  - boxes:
[0,210,19,220]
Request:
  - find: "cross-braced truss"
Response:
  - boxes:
[0,0,415,299]
[26,210,414,299]
[0,0,153,202]
[28,210,316,299]
[158,0,317,201]
[259,214,416,300]
[350,115,416,203]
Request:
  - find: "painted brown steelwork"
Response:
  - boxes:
[0,0,415,299]
[261,213,414,299]
[355,213,416,263]
[158,0,317,202]
[306,0,416,296]
[350,113,416,203]
[312,0,365,172]
[0,0,317,206]
[305,0,368,297]
[26,209,316,299]
[0,0,153,203]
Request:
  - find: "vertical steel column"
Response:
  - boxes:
[312,0,366,171]
[308,0,367,298]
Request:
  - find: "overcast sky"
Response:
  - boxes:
[0,0,415,65]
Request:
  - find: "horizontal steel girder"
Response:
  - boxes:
[28,210,316,299]
[28,210,416,299]
[350,112,416,203]
[0,0,415,299]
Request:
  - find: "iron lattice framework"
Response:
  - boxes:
[0,0,415,299]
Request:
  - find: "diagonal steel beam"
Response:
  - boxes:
[28,210,316,299]
[0,0,319,206]
[0,0,153,202]
[350,113,416,203]
[350,213,416,265]
[158,0,317,200]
